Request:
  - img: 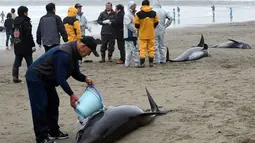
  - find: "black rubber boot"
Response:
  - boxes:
[108,56,112,62]
[149,57,154,67]
[99,54,106,63]
[138,58,145,68]
[12,68,22,83]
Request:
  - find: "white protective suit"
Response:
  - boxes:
[153,0,172,63]
[123,1,140,67]
[76,12,91,36]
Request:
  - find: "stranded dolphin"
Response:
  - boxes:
[75,88,169,143]
[168,34,209,62]
[211,39,251,49]
[0,26,5,32]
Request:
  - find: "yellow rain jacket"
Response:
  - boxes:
[63,6,82,42]
[134,5,159,58]
[134,5,159,39]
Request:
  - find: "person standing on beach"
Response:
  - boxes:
[134,0,159,67]
[111,4,125,64]
[97,2,117,63]
[152,0,172,64]
[177,6,180,17]
[12,6,35,83]
[173,8,175,21]
[1,11,5,22]
[75,3,91,36]
[4,13,13,50]
[63,6,82,42]
[25,36,99,143]
[230,7,233,21]
[123,1,140,67]
[10,8,17,47]
[36,3,68,53]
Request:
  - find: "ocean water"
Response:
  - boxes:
[0,5,254,49]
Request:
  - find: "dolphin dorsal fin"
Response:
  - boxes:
[228,39,240,44]
[145,88,160,112]
[197,34,204,47]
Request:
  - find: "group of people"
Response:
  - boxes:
[9,4,99,143]
[97,0,172,68]
[6,0,173,143]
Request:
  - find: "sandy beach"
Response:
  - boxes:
[0,21,255,143]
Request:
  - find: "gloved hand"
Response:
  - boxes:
[102,19,110,24]
[133,30,138,37]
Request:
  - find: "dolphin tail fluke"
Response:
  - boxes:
[197,34,204,47]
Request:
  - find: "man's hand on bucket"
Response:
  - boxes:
[85,78,95,87]
[70,94,80,108]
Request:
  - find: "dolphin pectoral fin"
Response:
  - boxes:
[228,39,240,44]
[145,88,160,112]
[203,43,208,50]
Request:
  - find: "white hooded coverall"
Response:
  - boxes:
[123,1,140,67]
[153,0,172,63]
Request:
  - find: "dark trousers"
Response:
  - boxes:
[6,30,13,46]
[13,55,33,77]
[101,35,115,57]
[43,44,59,53]
[117,39,125,61]
[26,79,60,143]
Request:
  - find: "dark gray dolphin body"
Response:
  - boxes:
[211,39,251,49]
[75,88,169,143]
[168,35,209,62]
[0,26,5,32]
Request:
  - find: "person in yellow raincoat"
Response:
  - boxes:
[134,0,159,68]
[63,6,82,42]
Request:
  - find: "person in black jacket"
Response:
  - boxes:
[37,3,68,52]
[4,13,13,50]
[111,4,125,64]
[97,2,117,62]
[12,6,35,83]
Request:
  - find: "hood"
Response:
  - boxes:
[141,5,152,12]
[153,0,162,8]
[14,16,29,25]
[128,1,135,9]
[67,6,77,17]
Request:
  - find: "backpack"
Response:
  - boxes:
[13,23,24,44]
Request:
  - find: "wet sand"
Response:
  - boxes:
[0,21,255,143]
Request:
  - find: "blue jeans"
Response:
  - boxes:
[6,30,13,47]
[26,74,60,143]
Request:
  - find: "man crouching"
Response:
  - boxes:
[25,36,99,143]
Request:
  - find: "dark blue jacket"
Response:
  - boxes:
[25,41,86,96]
